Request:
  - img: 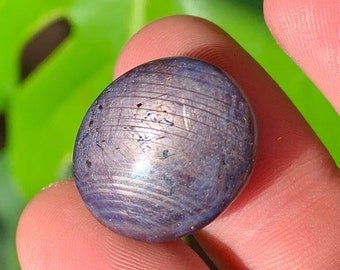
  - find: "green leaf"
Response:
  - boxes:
[0,151,25,270]
[5,0,145,197]
[0,0,339,201]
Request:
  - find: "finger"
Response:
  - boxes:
[16,180,208,270]
[264,0,340,114]
[114,15,340,269]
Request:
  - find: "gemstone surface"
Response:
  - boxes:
[73,57,257,242]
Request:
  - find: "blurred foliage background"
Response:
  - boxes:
[0,0,339,269]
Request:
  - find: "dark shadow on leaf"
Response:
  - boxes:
[0,114,5,149]
[20,18,71,81]
[187,235,219,269]
[234,0,263,12]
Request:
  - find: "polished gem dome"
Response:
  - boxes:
[73,57,257,242]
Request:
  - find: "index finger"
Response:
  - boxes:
[264,0,340,114]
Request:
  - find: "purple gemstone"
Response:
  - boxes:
[73,57,257,242]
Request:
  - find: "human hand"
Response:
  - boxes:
[16,1,340,269]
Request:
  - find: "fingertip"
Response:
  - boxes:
[16,180,110,269]
[114,15,239,78]
[264,0,340,113]
[16,180,207,270]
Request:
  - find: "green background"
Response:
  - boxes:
[0,0,339,269]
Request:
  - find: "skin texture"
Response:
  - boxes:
[17,2,340,269]
[264,0,340,115]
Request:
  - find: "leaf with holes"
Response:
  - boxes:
[2,0,187,198]
[0,0,339,200]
